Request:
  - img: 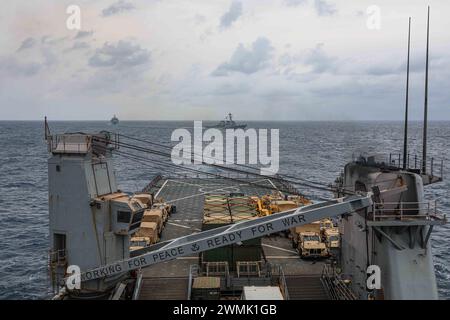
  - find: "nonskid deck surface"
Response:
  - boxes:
[139,177,328,299]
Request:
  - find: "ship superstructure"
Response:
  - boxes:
[206,113,246,129]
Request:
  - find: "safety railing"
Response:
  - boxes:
[141,173,163,193]
[276,265,290,301]
[187,264,200,300]
[48,249,68,294]
[321,264,356,300]
[165,171,255,180]
[48,249,67,265]
[352,153,444,180]
[48,134,92,154]
[236,261,261,277]
[387,152,443,178]
[48,133,119,155]
[372,201,446,222]
[203,261,230,277]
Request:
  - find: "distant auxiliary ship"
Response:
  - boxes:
[110,115,119,125]
[207,113,246,129]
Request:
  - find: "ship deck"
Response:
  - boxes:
[138,175,330,300]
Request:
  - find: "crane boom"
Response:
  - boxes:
[80,195,372,282]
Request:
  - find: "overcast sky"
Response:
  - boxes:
[0,0,449,120]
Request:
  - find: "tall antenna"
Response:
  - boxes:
[422,6,430,174]
[403,17,411,170]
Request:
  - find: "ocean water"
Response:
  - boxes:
[0,120,448,299]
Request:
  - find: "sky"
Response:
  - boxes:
[0,0,449,121]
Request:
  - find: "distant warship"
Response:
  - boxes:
[110,115,119,125]
[206,113,246,129]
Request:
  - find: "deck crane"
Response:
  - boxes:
[80,194,373,282]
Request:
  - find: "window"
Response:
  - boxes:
[117,211,131,223]
[304,235,320,242]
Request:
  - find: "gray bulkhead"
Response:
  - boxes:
[49,149,128,293]
[340,163,438,299]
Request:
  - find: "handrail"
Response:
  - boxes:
[352,152,444,180]
[278,265,290,300]
[321,264,356,300]
[187,264,199,300]
[131,269,143,300]
[372,200,445,222]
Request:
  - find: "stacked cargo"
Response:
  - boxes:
[134,222,159,244]
[229,196,258,223]
[201,194,261,271]
[203,194,231,227]
[132,193,154,208]
[202,194,232,265]
[130,201,172,251]
[229,196,261,266]
[141,208,165,234]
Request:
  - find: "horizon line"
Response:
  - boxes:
[1,119,450,122]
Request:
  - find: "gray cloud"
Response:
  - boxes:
[220,1,243,29]
[213,82,251,95]
[89,40,150,68]
[102,1,135,17]
[314,0,337,16]
[0,58,41,77]
[212,37,274,76]
[41,36,68,46]
[284,0,307,6]
[303,43,336,73]
[279,43,337,74]
[194,14,207,25]
[75,31,94,39]
[66,42,91,52]
[17,38,36,52]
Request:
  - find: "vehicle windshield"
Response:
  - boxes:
[304,235,320,242]
[329,236,339,242]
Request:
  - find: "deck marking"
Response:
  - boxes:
[167,221,201,232]
[262,243,298,254]
[163,179,269,204]
[154,179,170,199]
[266,179,278,190]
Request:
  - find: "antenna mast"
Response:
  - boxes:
[422,6,430,174]
[403,17,411,170]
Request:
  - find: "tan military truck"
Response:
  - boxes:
[291,223,329,258]
[142,208,165,234]
[134,221,159,244]
[132,193,153,208]
[323,227,340,250]
[129,236,152,251]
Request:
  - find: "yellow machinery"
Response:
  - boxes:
[254,193,312,217]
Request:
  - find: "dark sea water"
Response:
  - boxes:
[0,120,448,299]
